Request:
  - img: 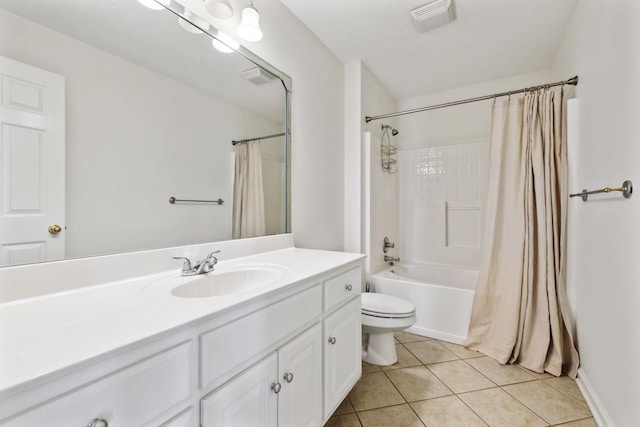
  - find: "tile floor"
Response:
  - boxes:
[326,331,595,427]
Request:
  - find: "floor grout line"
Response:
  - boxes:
[332,334,595,427]
[499,380,556,425]
[541,378,591,409]
[379,360,428,426]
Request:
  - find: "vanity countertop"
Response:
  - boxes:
[0,247,364,398]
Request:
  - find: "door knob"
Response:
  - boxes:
[48,224,62,235]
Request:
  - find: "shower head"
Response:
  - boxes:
[382,124,399,136]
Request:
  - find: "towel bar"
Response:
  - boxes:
[569,180,632,201]
[169,197,224,205]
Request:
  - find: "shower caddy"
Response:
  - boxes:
[381,124,398,173]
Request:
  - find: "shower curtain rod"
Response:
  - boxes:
[365,76,578,123]
[231,132,286,145]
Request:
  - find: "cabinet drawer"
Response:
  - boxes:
[5,342,193,427]
[324,266,361,312]
[201,285,322,391]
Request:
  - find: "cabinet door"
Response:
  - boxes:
[323,297,362,419]
[159,408,196,427]
[278,323,323,427]
[201,353,277,427]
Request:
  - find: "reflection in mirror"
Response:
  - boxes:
[0,0,291,267]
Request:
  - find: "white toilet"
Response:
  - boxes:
[361,292,417,366]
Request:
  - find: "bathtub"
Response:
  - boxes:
[368,263,478,345]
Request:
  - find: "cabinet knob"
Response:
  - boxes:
[328,336,337,345]
[345,284,353,291]
[86,419,108,427]
[283,372,294,383]
[271,382,282,394]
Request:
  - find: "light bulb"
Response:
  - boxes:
[204,0,234,20]
[212,32,240,53]
[237,5,263,42]
[137,0,170,10]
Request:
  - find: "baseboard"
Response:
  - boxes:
[576,368,615,427]
[406,325,466,345]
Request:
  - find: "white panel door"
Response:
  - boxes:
[0,56,65,266]
[278,323,323,427]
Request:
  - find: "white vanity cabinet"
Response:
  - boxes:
[0,252,363,427]
[324,298,362,419]
[200,265,362,427]
[322,268,363,420]
[3,341,195,427]
[277,323,323,427]
[201,324,323,427]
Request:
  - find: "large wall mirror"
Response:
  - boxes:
[0,0,291,267]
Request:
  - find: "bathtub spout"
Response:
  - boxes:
[384,255,400,263]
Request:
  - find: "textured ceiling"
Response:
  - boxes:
[279,0,578,99]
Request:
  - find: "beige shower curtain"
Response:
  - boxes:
[465,89,579,378]
[232,141,265,239]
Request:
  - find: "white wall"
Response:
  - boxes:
[0,9,280,258]
[397,71,551,150]
[393,71,550,269]
[344,60,363,254]
[362,65,398,276]
[550,1,640,425]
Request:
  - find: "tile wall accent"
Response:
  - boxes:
[398,140,489,268]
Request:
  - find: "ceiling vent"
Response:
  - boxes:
[240,67,277,85]
[410,0,455,34]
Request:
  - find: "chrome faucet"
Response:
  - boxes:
[173,251,220,276]
[384,255,400,263]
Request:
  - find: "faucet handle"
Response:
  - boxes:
[172,256,193,273]
[383,236,395,253]
[203,250,220,264]
[195,250,221,274]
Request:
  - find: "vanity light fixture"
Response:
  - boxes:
[137,0,171,11]
[212,31,240,53]
[204,0,234,20]
[237,1,263,42]
[178,9,210,34]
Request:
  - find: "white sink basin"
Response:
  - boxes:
[146,264,290,298]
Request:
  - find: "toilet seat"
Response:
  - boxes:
[361,293,415,318]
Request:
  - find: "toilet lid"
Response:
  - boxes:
[361,292,415,316]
